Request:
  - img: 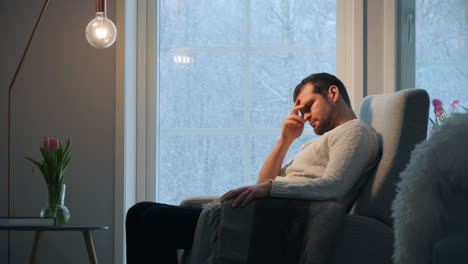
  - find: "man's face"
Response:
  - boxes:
[296,83,337,135]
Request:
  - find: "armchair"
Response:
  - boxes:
[180,88,430,264]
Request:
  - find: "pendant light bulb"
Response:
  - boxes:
[86,1,116,49]
[86,12,117,49]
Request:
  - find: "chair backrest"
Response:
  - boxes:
[349,88,429,227]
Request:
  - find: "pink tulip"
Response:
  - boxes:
[50,138,59,149]
[432,99,443,109]
[434,107,444,117]
[451,100,460,110]
[428,126,435,134]
[43,136,51,148]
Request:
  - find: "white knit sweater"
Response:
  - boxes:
[271,119,380,201]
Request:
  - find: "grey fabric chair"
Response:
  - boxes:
[180,88,430,264]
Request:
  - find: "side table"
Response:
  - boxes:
[0,225,109,264]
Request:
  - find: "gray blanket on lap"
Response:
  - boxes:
[204,198,347,264]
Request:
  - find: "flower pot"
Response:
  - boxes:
[40,184,70,225]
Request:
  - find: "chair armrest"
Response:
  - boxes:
[433,234,468,264]
[330,215,394,264]
[179,196,220,209]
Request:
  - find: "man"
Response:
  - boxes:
[220,72,379,208]
[126,73,380,263]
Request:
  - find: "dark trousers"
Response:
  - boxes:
[126,202,203,264]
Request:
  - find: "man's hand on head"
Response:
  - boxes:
[219,181,273,208]
[281,99,306,143]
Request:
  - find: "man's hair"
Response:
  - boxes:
[293,72,352,108]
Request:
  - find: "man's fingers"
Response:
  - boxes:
[220,189,239,201]
[284,116,306,128]
[220,185,265,208]
[287,115,306,123]
[220,189,234,201]
[289,105,303,115]
[231,194,243,208]
[294,99,300,106]
[220,191,231,201]
[232,190,249,208]
[290,104,305,116]
[221,187,246,202]
[231,197,242,208]
[239,192,255,208]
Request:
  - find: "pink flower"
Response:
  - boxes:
[434,107,444,117]
[432,99,443,109]
[43,136,51,148]
[428,126,435,134]
[49,138,59,149]
[451,100,460,110]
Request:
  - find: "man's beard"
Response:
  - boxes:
[313,117,335,135]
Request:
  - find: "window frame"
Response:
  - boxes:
[396,0,416,90]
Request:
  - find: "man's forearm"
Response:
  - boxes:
[256,137,294,184]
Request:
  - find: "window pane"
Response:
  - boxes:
[159,51,245,129]
[160,0,246,47]
[158,0,336,205]
[416,0,468,124]
[158,134,244,205]
[250,0,336,47]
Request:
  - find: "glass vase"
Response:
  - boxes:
[40,184,70,225]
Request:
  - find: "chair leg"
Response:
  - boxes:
[29,231,43,264]
[82,231,98,264]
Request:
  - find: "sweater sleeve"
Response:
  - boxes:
[279,159,293,176]
[270,122,379,200]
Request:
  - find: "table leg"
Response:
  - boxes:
[82,231,98,264]
[29,231,43,264]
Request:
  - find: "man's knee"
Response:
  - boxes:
[126,202,157,225]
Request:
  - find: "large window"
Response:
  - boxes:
[415,0,468,121]
[157,0,337,205]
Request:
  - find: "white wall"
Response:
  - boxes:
[366,0,396,95]
[0,0,116,263]
[367,0,384,95]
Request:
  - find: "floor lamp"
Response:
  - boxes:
[6,0,116,262]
